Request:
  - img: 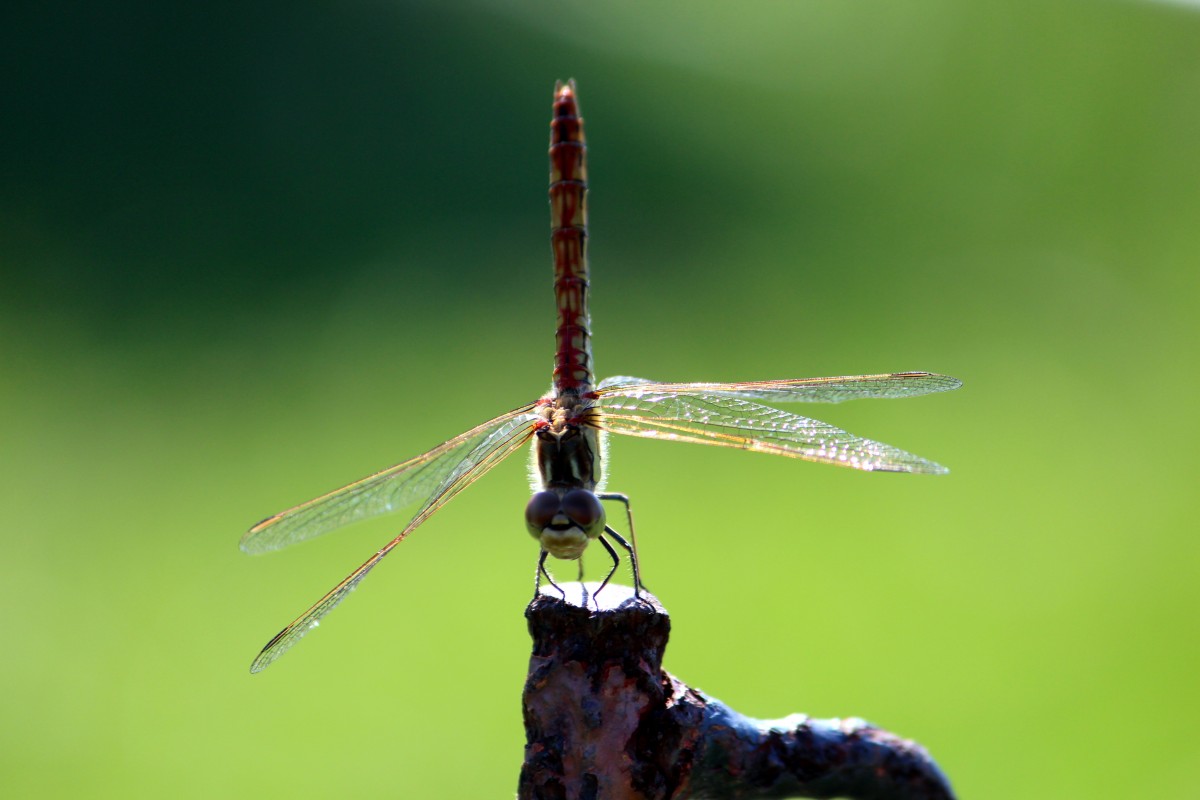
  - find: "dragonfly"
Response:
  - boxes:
[242,80,961,673]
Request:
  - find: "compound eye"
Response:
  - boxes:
[561,489,605,539]
[525,491,561,537]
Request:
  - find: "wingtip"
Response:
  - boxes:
[240,514,281,554]
[248,642,271,674]
[929,373,963,392]
[906,457,950,476]
[248,630,288,674]
[872,458,950,475]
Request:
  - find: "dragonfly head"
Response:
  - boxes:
[525,488,605,560]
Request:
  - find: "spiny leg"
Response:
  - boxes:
[596,492,648,592]
[576,558,589,608]
[603,525,644,599]
[536,549,566,601]
[534,548,543,595]
[594,532,622,601]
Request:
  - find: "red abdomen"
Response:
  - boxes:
[549,81,593,393]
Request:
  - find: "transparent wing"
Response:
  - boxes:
[596,372,961,403]
[241,404,539,555]
[248,411,538,672]
[596,390,948,474]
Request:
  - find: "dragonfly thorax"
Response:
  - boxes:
[532,412,600,490]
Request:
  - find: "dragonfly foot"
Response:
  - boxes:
[536,550,567,601]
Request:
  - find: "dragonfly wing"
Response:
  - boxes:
[597,375,655,390]
[597,372,961,404]
[241,405,539,554]
[249,410,537,672]
[598,390,948,474]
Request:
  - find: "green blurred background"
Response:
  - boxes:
[3,1,1197,797]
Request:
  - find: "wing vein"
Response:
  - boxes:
[248,416,536,672]
[241,404,539,554]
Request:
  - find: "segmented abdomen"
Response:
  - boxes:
[548,81,593,393]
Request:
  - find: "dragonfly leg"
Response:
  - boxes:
[576,558,590,609]
[594,532,621,602]
[596,492,648,593]
[536,549,566,601]
[603,525,643,599]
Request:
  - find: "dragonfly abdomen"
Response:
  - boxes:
[549,80,593,393]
